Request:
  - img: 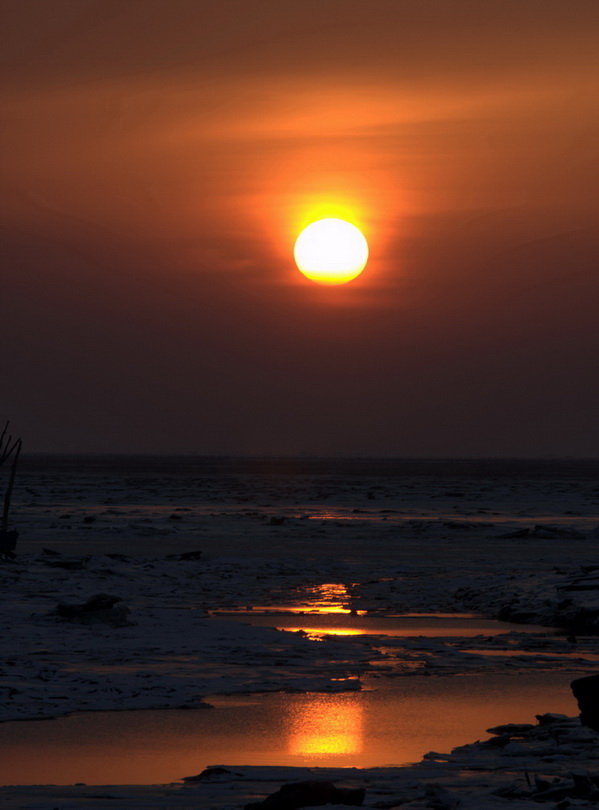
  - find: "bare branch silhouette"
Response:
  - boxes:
[0,420,21,468]
[1,422,22,559]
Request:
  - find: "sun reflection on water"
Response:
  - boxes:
[212,582,369,621]
[301,582,360,614]
[288,693,364,756]
[283,627,364,639]
[245,582,365,616]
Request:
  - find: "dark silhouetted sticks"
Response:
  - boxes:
[1,422,22,558]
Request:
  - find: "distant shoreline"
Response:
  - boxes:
[17,454,599,479]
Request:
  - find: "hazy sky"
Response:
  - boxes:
[2,0,598,456]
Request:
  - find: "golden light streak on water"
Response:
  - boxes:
[283,627,364,638]
[287,694,364,756]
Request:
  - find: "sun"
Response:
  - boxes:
[294,218,369,285]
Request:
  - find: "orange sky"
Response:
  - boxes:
[2,0,598,455]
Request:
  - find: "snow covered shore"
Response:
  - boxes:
[3,547,599,725]
[2,457,599,806]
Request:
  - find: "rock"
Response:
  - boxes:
[532,525,584,539]
[484,733,511,747]
[183,766,241,781]
[498,528,531,539]
[424,784,458,809]
[127,523,170,536]
[499,525,584,540]
[571,674,599,732]
[571,769,595,796]
[487,723,535,735]
[54,593,130,627]
[0,529,18,558]
[535,713,569,725]
[567,607,599,634]
[502,742,529,755]
[559,579,599,592]
[165,550,202,560]
[497,604,539,623]
[534,774,551,792]
[244,780,365,810]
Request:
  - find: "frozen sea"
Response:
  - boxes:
[2,455,599,808]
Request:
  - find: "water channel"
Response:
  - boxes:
[0,671,580,786]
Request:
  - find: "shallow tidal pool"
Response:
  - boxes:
[0,670,581,786]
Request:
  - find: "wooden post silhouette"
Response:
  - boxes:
[1,422,22,559]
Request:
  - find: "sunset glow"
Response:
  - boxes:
[3,0,598,457]
[294,219,369,285]
[3,4,599,808]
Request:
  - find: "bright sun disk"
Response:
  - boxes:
[294,218,368,285]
